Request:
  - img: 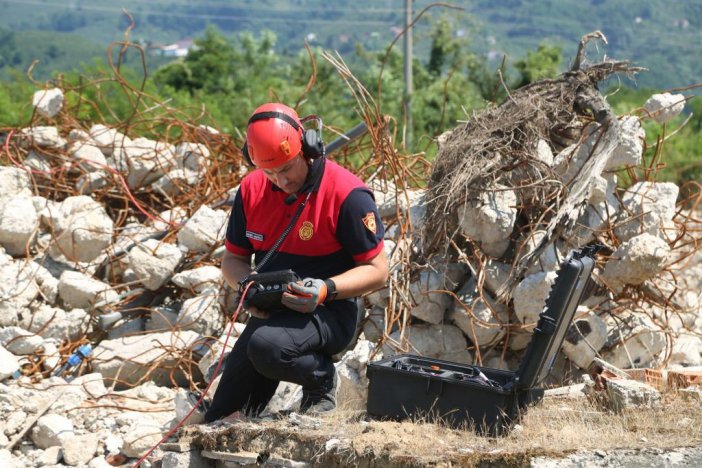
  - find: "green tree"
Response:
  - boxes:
[513,43,563,87]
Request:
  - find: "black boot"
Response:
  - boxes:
[299,370,339,415]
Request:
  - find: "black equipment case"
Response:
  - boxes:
[366,246,599,434]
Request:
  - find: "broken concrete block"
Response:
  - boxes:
[644,93,686,124]
[171,265,222,293]
[606,115,644,170]
[88,124,131,156]
[561,309,608,369]
[601,233,670,291]
[176,205,228,253]
[48,195,114,263]
[605,378,661,413]
[383,323,471,364]
[0,345,20,381]
[513,270,557,325]
[30,413,74,449]
[669,334,702,367]
[21,304,89,341]
[126,238,183,291]
[450,278,508,347]
[458,184,517,245]
[408,263,467,324]
[0,326,44,355]
[68,141,108,169]
[602,313,667,369]
[62,433,99,466]
[20,126,66,148]
[0,166,32,200]
[58,270,118,310]
[175,141,210,173]
[32,88,64,118]
[615,181,678,242]
[151,168,199,197]
[91,330,200,388]
[0,196,39,256]
[116,137,177,189]
[176,286,223,336]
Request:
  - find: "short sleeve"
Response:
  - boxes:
[224,189,253,256]
[336,188,385,262]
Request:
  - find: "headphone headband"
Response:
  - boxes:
[248,111,302,132]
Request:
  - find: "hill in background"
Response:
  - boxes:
[0,0,699,90]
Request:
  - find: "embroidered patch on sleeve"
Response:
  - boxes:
[362,212,377,234]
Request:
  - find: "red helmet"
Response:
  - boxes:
[245,103,303,169]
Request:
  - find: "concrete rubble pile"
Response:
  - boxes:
[0,83,700,466]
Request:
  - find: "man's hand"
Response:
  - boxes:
[281,278,327,313]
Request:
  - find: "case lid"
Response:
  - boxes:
[515,246,599,389]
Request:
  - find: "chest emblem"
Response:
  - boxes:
[299,221,314,240]
[362,212,377,234]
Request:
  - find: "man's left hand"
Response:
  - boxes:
[281,278,327,313]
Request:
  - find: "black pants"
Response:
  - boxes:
[205,302,357,421]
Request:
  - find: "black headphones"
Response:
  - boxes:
[241,111,325,167]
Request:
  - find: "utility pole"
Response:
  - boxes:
[404,0,413,151]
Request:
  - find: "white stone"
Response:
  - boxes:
[0,327,44,355]
[458,184,517,245]
[534,139,554,166]
[602,313,667,369]
[601,234,670,291]
[91,330,200,388]
[23,150,52,172]
[0,449,22,468]
[615,181,679,242]
[176,205,228,252]
[30,413,74,449]
[561,310,608,369]
[32,88,64,118]
[669,334,702,367]
[89,124,131,156]
[0,196,38,256]
[151,207,188,231]
[605,378,661,413]
[62,433,99,466]
[145,306,179,332]
[371,180,425,219]
[553,123,602,185]
[171,265,222,293]
[0,166,32,200]
[644,93,686,124]
[177,286,223,336]
[20,126,66,148]
[126,238,184,291]
[151,168,199,196]
[76,171,110,194]
[29,260,59,304]
[71,372,108,399]
[606,115,644,170]
[450,279,508,347]
[58,270,118,309]
[383,324,471,363]
[115,137,177,189]
[69,141,107,169]
[47,195,114,263]
[121,421,163,458]
[513,271,557,325]
[175,141,210,173]
[0,345,20,381]
[21,304,89,341]
[408,264,467,324]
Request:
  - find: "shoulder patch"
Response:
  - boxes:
[362,212,377,234]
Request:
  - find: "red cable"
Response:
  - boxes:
[132,282,253,468]
[3,129,179,226]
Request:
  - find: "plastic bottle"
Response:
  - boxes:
[53,344,93,380]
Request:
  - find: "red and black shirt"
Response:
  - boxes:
[225,159,385,284]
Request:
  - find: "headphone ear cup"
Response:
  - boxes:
[241,141,254,167]
[302,129,324,160]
